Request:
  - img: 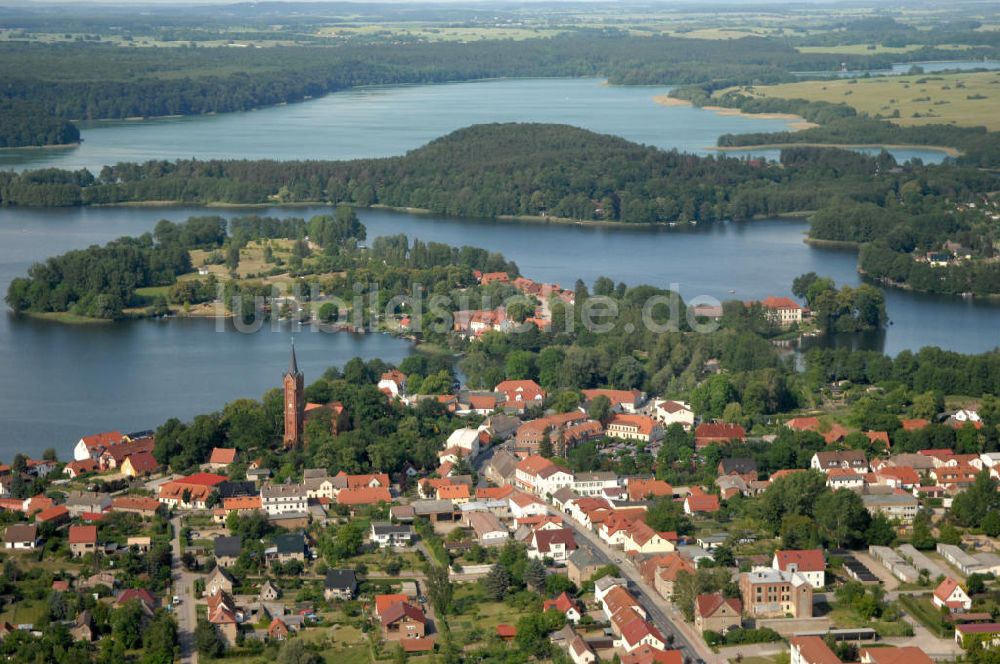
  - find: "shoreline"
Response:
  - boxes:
[652,95,818,130]
[1,141,81,151]
[711,141,962,157]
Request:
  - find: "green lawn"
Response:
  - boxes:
[0,600,47,625]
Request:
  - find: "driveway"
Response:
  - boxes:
[171,515,199,664]
[551,506,718,664]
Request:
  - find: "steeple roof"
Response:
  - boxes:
[286,340,302,377]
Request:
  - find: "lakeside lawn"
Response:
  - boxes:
[725,71,1000,131]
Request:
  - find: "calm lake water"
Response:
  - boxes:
[0,78,948,172]
[3,204,1000,458]
[0,76,992,458]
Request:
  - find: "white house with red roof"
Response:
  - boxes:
[543,592,582,623]
[508,491,549,519]
[607,414,663,443]
[74,431,123,461]
[652,400,694,430]
[378,370,408,398]
[753,296,803,327]
[515,455,573,496]
[933,577,972,612]
[582,389,646,414]
[773,549,826,589]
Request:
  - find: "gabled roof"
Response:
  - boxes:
[934,577,965,603]
[3,524,37,543]
[80,431,123,450]
[790,636,842,664]
[695,593,741,618]
[173,472,227,487]
[68,525,98,545]
[325,568,358,590]
[209,448,237,465]
[543,592,577,615]
[123,451,159,474]
[774,549,825,573]
[112,496,160,512]
[608,414,658,436]
[214,535,242,558]
[860,647,934,664]
[381,601,425,627]
[628,478,673,502]
[337,487,391,505]
[533,528,578,554]
[375,594,410,615]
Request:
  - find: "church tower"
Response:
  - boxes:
[283,342,304,447]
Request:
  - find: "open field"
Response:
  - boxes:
[315,24,566,42]
[729,71,1000,131]
[797,44,973,55]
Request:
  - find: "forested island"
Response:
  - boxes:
[3,122,999,296]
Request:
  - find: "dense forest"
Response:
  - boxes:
[1,123,993,220]
[0,99,80,148]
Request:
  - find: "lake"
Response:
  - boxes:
[3,204,1000,459]
[0,78,948,172]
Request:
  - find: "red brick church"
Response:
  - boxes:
[283,343,349,448]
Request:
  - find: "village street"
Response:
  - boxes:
[171,515,200,664]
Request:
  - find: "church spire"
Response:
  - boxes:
[287,338,301,377]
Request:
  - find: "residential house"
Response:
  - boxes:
[622,521,676,555]
[756,296,803,326]
[127,536,151,553]
[530,528,578,562]
[582,389,646,414]
[337,486,392,510]
[694,423,746,449]
[271,532,306,563]
[206,447,238,469]
[773,550,826,589]
[371,522,414,547]
[494,380,546,413]
[207,590,239,646]
[111,496,161,517]
[214,536,242,567]
[63,459,99,479]
[627,478,674,502]
[324,569,358,601]
[261,483,308,516]
[573,471,619,497]
[117,450,157,478]
[811,451,868,473]
[567,548,603,586]
[860,647,934,664]
[378,370,408,398]
[567,633,597,664]
[648,554,696,602]
[790,636,842,664]
[73,431,123,461]
[718,458,757,477]
[694,593,742,633]
[683,489,720,516]
[204,566,234,597]
[3,524,38,550]
[652,400,694,430]
[607,414,663,443]
[543,592,582,623]
[381,602,427,641]
[268,617,290,641]
[483,449,519,486]
[934,577,972,612]
[259,580,280,602]
[64,491,112,518]
[68,525,98,557]
[466,511,509,546]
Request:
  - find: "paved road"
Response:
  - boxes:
[551,507,716,664]
[171,515,199,664]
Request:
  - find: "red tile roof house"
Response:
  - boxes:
[495,624,517,640]
[63,459,99,479]
[543,592,582,623]
[773,549,826,589]
[790,636,843,664]
[68,525,99,557]
[120,451,160,478]
[35,504,70,525]
[73,431,124,462]
[694,423,746,450]
[955,622,1000,648]
[494,380,547,412]
[621,646,683,664]
[206,447,238,469]
[694,593,742,633]
[381,601,427,641]
[530,528,579,562]
[683,488,720,515]
[934,577,972,613]
[628,479,673,502]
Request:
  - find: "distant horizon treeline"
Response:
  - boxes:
[0,32,960,147]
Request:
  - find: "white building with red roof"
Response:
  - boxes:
[652,400,694,430]
[607,414,663,443]
[73,431,123,461]
[494,380,546,412]
[753,296,803,327]
[773,549,826,589]
[933,577,972,612]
